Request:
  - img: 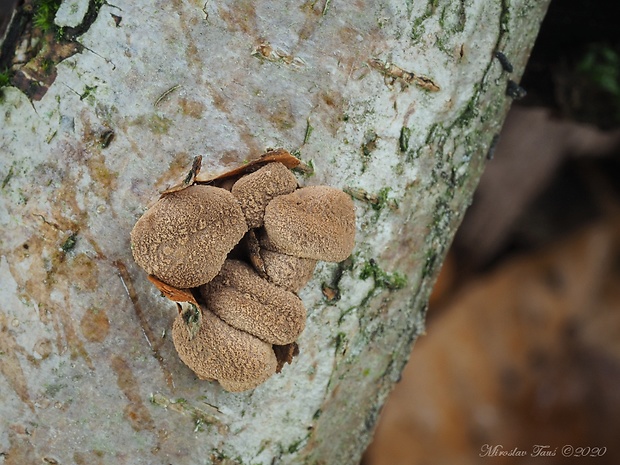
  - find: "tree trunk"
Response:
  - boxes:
[0,0,549,463]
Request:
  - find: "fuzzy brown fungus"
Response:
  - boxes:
[260,249,317,293]
[172,305,277,392]
[201,260,306,345]
[130,185,247,289]
[263,186,356,262]
[132,153,359,392]
[239,229,316,291]
[231,162,298,228]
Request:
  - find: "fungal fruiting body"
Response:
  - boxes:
[231,162,298,228]
[259,250,317,293]
[130,152,355,392]
[200,260,307,346]
[130,185,247,288]
[264,186,356,262]
[172,304,278,392]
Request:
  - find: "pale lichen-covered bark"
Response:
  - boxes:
[0,0,549,463]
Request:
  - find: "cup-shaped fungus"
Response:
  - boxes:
[263,186,356,262]
[130,185,247,288]
[172,305,277,392]
[231,162,298,228]
[200,260,306,345]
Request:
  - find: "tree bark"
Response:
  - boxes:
[0,0,549,463]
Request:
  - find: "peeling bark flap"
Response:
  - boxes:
[161,149,301,197]
[195,148,301,185]
[274,342,300,373]
[147,275,199,305]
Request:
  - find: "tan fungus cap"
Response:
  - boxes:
[231,162,298,228]
[263,186,356,262]
[201,260,306,345]
[260,249,317,293]
[172,305,277,392]
[130,185,247,289]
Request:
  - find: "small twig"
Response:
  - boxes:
[155,84,182,107]
[322,0,331,15]
[303,117,314,144]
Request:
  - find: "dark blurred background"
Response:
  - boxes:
[364,0,620,464]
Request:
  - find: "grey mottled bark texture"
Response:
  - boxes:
[0,0,549,463]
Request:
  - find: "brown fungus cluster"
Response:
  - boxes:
[130,150,356,392]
